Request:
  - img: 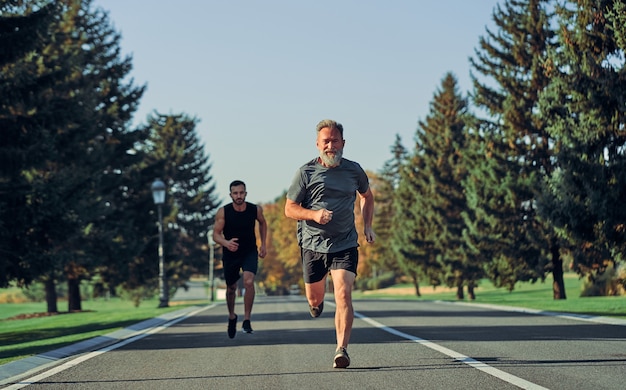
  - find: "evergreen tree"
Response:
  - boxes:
[138,113,219,301]
[95,152,162,306]
[393,74,473,298]
[375,135,408,281]
[0,0,145,312]
[462,123,543,292]
[418,73,476,299]
[537,0,626,293]
[64,0,147,311]
[0,1,57,64]
[392,132,437,297]
[0,0,97,311]
[0,1,59,288]
[470,0,559,297]
[607,2,626,50]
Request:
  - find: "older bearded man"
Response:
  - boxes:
[284,119,375,368]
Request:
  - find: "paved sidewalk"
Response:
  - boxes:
[171,280,210,301]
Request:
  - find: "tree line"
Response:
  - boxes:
[387,0,626,299]
[2,0,625,313]
[1,0,219,311]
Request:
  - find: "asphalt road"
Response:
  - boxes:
[1,295,625,390]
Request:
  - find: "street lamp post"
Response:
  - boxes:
[207,229,215,302]
[151,178,168,308]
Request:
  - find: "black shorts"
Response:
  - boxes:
[222,251,258,286]
[301,247,358,284]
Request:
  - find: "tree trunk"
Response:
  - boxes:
[68,278,82,311]
[456,284,464,300]
[467,283,476,300]
[412,275,421,297]
[66,261,83,311]
[551,238,567,300]
[45,277,58,313]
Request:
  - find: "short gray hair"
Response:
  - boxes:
[316,119,344,137]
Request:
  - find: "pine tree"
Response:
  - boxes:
[392,131,438,297]
[138,112,219,301]
[538,0,626,294]
[0,1,59,288]
[418,73,476,299]
[393,73,472,298]
[0,1,56,64]
[470,0,559,297]
[372,136,407,281]
[607,2,626,50]
[64,0,149,311]
[0,0,97,311]
[462,122,543,292]
[0,0,146,312]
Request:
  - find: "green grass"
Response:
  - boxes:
[0,301,50,321]
[0,298,207,365]
[353,273,626,319]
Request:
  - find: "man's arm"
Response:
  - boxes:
[213,207,239,252]
[359,187,376,243]
[256,205,268,258]
[285,198,329,225]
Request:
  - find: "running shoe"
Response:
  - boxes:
[242,319,253,334]
[227,314,237,339]
[333,347,350,368]
[309,301,324,318]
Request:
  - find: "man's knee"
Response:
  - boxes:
[242,271,255,285]
[305,279,326,299]
[334,287,352,304]
[243,280,254,291]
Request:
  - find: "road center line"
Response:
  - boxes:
[355,310,550,390]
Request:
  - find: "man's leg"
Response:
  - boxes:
[329,268,355,349]
[242,270,255,321]
[302,248,327,317]
[305,276,327,309]
[226,282,238,338]
[226,282,237,319]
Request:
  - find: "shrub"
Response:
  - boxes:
[581,264,626,297]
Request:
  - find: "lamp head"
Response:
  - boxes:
[151,179,166,205]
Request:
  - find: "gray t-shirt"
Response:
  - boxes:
[286,157,370,253]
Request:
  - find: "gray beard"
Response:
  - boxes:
[319,149,343,167]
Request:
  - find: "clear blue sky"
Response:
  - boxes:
[93,0,501,205]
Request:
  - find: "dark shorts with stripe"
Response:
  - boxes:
[301,247,358,284]
[222,250,258,286]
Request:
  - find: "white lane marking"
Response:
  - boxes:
[355,311,550,390]
[3,306,211,390]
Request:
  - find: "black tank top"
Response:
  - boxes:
[222,202,257,259]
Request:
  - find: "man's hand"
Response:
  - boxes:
[225,238,239,252]
[314,209,333,225]
[364,227,376,243]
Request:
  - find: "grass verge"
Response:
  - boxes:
[353,273,626,320]
[0,298,207,366]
